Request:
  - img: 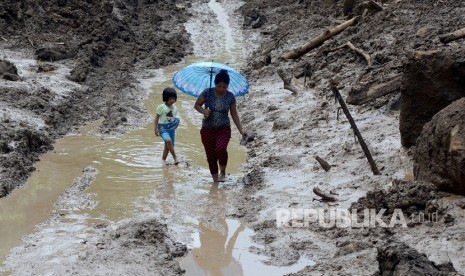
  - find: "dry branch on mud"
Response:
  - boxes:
[277,68,299,95]
[315,156,331,172]
[439,26,465,43]
[313,187,337,202]
[327,41,372,65]
[282,17,358,60]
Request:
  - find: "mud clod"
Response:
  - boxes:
[377,243,458,276]
[413,98,465,195]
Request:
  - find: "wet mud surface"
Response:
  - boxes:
[235,0,465,274]
[1,0,465,275]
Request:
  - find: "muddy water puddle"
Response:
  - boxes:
[177,182,314,276]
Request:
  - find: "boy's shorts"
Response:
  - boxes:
[160,130,175,145]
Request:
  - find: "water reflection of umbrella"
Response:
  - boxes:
[172,62,249,97]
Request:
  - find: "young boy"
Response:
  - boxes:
[154,87,180,165]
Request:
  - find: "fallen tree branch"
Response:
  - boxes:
[439,27,465,43]
[262,31,290,56]
[346,41,372,65]
[330,82,381,175]
[313,187,337,202]
[277,69,299,95]
[414,50,440,60]
[347,74,402,105]
[326,41,372,65]
[282,17,358,60]
[315,156,331,172]
[27,37,34,47]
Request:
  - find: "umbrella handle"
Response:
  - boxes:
[209,66,213,92]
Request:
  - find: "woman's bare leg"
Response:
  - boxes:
[219,164,226,181]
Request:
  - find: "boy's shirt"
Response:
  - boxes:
[156,103,179,124]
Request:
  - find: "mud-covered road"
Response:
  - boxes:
[1,0,465,275]
[0,0,191,197]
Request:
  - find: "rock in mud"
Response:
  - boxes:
[400,47,465,147]
[37,63,56,73]
[413,98,465,195]
[0,59,19,81]
[242,8,266,28]
[67,62,89,83]
[35,45,77,61]
[351,180,441,217]
[272,117,292,130]
[377,243,458,276]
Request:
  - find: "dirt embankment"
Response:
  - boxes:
[0,0,193,197]
[235,0,465,274]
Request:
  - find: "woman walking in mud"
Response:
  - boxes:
[194,70,247,182]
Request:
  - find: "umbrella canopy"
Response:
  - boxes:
[172,62,249,97]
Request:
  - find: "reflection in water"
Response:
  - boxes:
[179,182,316,276]
[160,165,175,215]
[182,183,244,276]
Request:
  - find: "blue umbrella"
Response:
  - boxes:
[172,62,249,97]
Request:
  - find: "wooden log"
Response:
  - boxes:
[313,187,337,202]
[330,82,381,175]
[347,74,402,105]
[282,17,358,60]
[439,27,465,43]
[315,156,331,171]
[277,69,299,95]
